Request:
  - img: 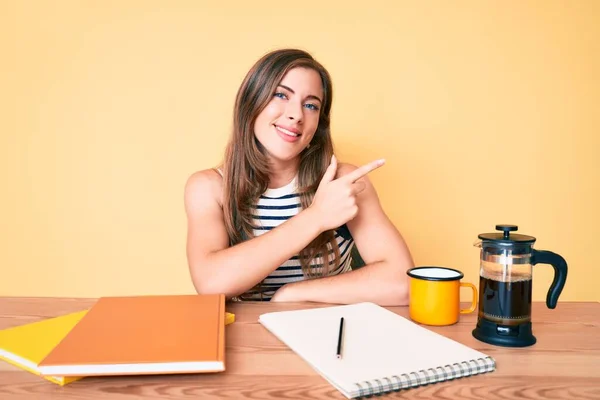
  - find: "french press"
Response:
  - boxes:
[472,225,568,347]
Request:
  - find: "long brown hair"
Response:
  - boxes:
[221,48,340,287]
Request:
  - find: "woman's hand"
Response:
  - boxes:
[270,284,299,302]
[308,155,385,232]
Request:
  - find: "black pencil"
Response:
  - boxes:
[336,317,344,359]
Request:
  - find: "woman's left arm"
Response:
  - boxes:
[271,163,414,306]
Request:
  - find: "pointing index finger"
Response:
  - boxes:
[344,159,386,183]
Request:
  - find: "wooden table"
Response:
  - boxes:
[0,298,598,399]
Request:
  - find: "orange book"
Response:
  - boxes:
[38,294,225,377]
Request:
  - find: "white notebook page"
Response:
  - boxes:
[259,302,494,398]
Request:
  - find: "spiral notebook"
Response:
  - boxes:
[259,302,495,398]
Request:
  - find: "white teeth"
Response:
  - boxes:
[276,126,300,137]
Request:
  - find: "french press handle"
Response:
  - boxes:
[531,250,568,309]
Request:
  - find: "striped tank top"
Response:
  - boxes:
[221,171,355,301]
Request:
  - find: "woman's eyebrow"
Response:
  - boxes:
[278,84,322,104]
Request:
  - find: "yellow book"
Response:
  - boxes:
[0,310,88,385]
[225,311,235,325]
[0,309,235,385]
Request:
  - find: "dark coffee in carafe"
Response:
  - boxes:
[479,273,532,326]
[473,225,568,347]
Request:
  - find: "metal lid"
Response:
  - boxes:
[478,224,536,244]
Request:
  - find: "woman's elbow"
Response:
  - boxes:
[381,261,410,306]
[376,278,408,306]
[189,267,241,299]
[393,280,409,306]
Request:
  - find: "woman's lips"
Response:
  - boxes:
[275,125,301,143]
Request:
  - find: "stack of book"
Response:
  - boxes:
[0,294,233,385]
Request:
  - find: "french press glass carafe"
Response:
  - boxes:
[472,225,568,347]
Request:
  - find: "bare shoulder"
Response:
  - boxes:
[335,160,384,185]
[335,161,381,203]
[184,168,224,213]
[335,162,360,179]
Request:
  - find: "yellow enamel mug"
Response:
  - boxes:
[407,266,477,326]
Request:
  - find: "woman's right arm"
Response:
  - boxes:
[184,169,321,299]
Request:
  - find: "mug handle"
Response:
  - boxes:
[459,283,477,314]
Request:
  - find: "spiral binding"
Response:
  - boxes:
[353,356,495,398]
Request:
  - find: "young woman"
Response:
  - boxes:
[184,48,414,305]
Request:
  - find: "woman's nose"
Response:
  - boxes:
[284,101,303,122]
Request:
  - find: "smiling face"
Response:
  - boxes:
[253,67,324,163]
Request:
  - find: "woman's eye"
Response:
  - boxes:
[304,103,319,111]
[274,92,287,99]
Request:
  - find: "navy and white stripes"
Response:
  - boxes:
[238,175,354,301]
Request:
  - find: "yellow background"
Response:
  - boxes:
[2,1,598,302]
